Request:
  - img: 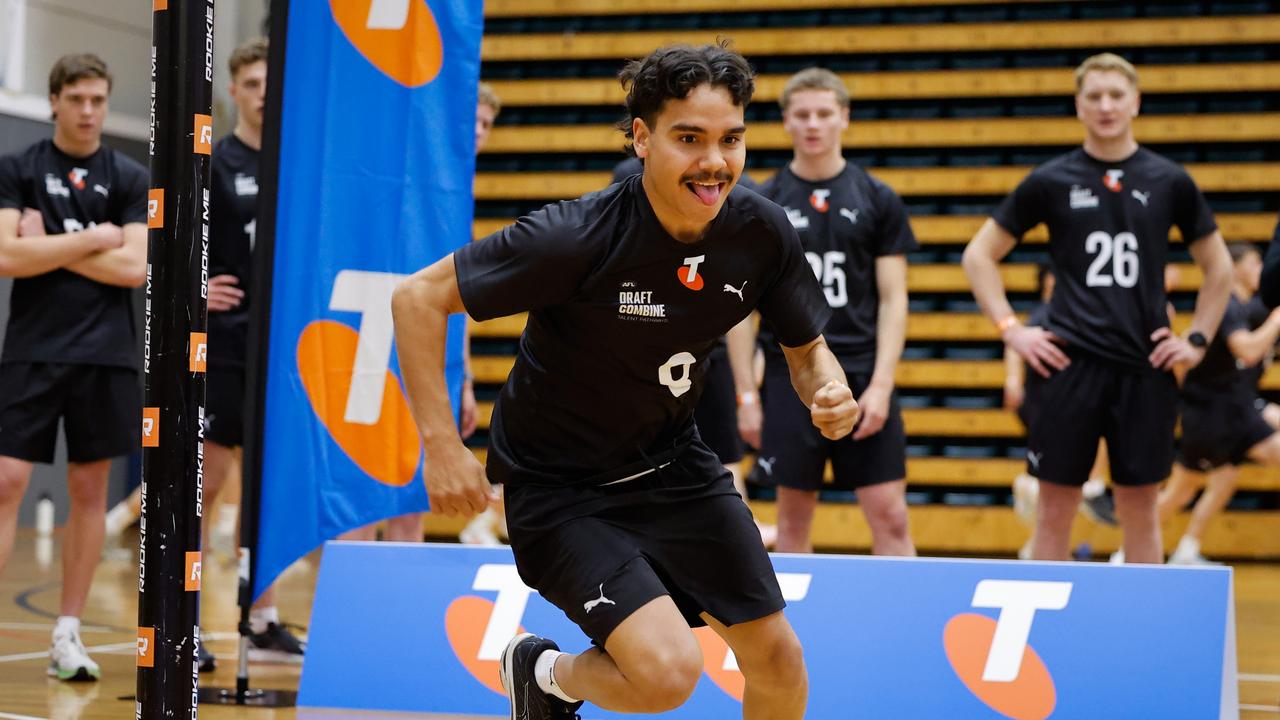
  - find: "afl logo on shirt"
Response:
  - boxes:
[809,189,830,212]
[68,168,88,190]
[678,255,706,291]
[1102,169,1124,192]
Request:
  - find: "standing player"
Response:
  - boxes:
[392,44,856,720]
[963,53,1232,564]
[1159,242,1280,564]
[202,38,305,666]
[0,54,146,681]
[738,67,916,556]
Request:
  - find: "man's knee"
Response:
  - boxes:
[864,494,910,540]
[66,461,110,506]
[624,640,702,712]
[0,460,31,506]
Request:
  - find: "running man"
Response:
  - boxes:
[392,44,856,719]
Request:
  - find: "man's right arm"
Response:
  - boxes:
[0,208,115,278]
[392,253,495,517]
[963,219,1069,377]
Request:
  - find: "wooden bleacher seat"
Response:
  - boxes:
[474,163,1280,200]
[474,213,1277,244]
[481,16,1280,62]
[484,63,1280,107]
[482,113,1280,153]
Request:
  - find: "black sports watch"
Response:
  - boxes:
[1187,331,1207,349]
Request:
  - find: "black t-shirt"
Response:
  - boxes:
[610,156,760,193]
[0,139,148,367]
[758,162,917,373]
[1182,294,1260,400]
[992,147,1217,369]
[455,174,830,485]
[207,134,259,368]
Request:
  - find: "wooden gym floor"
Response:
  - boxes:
[1,528,1277,719]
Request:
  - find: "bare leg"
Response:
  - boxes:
[383,512,423,542]
[774,486,818,553]
[856,480,915,556]
[337,524,378,541]
[1031,482,1081,561]
[1113,484,1162,564]
[61,460,111,617]
[702,611,807,720]
[1182,466,1239,543]
[201,441,237,548]
[0,456,34,575]
[553,596,702,713]
[1157,463,1202,523]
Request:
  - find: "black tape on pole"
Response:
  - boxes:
[136,0,212,716]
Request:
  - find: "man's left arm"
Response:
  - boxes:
[1150,231,1231,370]
[64,221,146,287]
[780,335,860,440]
[855,254,907,440]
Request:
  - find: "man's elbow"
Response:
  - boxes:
[391,275,432,325]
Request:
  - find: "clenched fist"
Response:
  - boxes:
[810,380,860,440]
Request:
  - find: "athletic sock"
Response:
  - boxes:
[534,649,578,703]
[54,615,80,638]
[1175,535,1201,558]
[249,606,279,634]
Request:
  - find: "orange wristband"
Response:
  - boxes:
[996,315,1020,333]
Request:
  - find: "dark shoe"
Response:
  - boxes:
[1081,490,1118,527]
[247,622,306,665]
[499,633,583,720]
[198,644,216,673]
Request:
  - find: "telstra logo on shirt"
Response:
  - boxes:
[943,579,1070,720]
[678,255,706,290]
[330,0,444,87]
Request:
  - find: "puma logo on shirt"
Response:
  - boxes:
[723,281,747,301]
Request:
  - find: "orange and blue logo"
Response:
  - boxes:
[330,0,443,87]
[943,580,1071,720]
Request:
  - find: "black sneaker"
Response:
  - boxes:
[198,644,216,673]
[1081,491,1118,527]
[247,622,306,665]
[499,633,583,720]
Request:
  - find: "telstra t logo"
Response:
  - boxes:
[944,580,1071,720]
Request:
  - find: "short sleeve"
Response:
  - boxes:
[872,180,918,256]
[114,154,149,225]
[0,154,22,211]
[1217,299,1248,341]
[454,202,600,321]
[756,212,831,348]
[1171,169,1218,245]
[991,171,1048,240]
[610,157,643,185]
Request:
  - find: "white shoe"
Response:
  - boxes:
[1168,548,1222,566]
[459,509,502,546]
[1017,539,1033,560]
[1109,550,1125,565]
[48,630,100,682]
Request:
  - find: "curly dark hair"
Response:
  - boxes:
[616,41,755,157]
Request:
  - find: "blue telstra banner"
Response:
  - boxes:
[254,0,482,598]
[301,544,1237,719]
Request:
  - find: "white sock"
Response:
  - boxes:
[1176,536,1201,558]
[534,649,578,703]
[104,503,133,536]
[54,616,80,638]
[249,606,279,634]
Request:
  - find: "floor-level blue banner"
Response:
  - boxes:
[301,542,1236,719]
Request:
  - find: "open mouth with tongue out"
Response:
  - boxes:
[685,175,732,207]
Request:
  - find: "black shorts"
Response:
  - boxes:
[694,344,745,464]
[504,442,783,647]
[1025,351,1177,487]
[205,365,245,447]
[752,360,906,491]
[0,362,140,463]
[1177,394,1275,471]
